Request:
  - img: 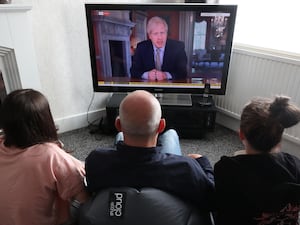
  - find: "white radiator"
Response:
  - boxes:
[215,44,300,144]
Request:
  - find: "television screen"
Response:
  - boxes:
[85,3,237,95]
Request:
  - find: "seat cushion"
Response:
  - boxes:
[79,187,213,225]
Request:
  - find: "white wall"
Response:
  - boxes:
[30,0,110,132]
[10,0,187,133]
[219,0,300,54]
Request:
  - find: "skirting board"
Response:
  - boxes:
[216,111,300,158]
[54,108,106,134]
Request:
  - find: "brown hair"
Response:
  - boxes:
[0,89,58,148]
[240,96,300,152]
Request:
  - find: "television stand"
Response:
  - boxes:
[154,93,192,106]
[105,93,216,138]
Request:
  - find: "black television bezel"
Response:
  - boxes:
[85,3,237,95]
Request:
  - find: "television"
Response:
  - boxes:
[85,3,237,104]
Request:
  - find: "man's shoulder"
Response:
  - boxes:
[136,39,152,48]
[162,152,207,168]
[86,147,116,159]
[166,39,184,47]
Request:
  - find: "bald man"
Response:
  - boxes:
[114,90,181,155]
[85,90,214,209]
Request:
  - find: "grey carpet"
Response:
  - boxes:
[59,124,243,165]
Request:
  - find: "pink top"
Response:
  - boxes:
[0,138,86,225]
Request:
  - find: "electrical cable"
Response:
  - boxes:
[86,92,102,131]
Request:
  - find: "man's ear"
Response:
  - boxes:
[115,116,122,132]
[157,118,166,134]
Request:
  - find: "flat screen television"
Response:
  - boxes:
[85,3,237,102]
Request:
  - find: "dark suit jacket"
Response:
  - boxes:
[130,39,187,80]
[85,142,215,210]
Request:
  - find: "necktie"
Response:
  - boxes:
[155,48,161,71]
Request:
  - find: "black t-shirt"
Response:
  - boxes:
[214,152,300,225]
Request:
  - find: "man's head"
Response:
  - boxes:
[147,16,168,49]
[115,90,165,147]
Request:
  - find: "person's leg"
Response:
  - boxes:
[157,129,182,155]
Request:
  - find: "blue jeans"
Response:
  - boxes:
[115,129,182,155]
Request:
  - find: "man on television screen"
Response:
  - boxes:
[130,16,188,81]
